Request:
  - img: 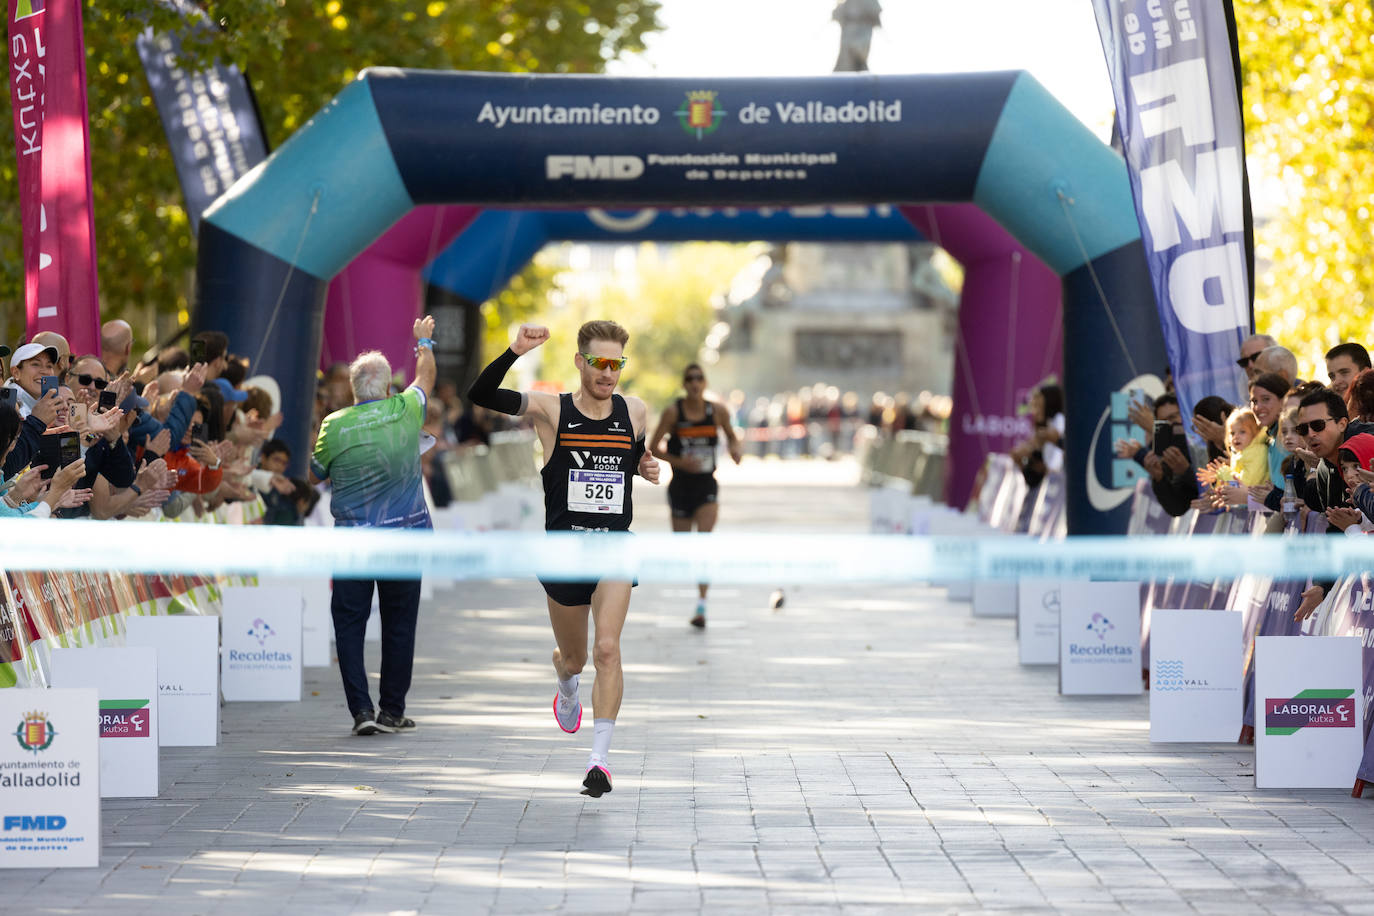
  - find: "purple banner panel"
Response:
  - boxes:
[1091,0,1250,423]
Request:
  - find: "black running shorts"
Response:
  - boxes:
[540,578,637,608]
[668,474,718,519]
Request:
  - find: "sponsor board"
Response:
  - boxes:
[50,647,159,798]
[257,577,331,667]
[1018,579,1061,666]
[1149,609,1241,742]
[1059,582,1142,695]
[221,587,302,702]
[0,688,99,868]
[972,580,1017,619]
[125,615,220,747]
[1255,636,1363,788]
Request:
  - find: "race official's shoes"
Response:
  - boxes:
[690,601,706,629]
[581,760,612,798]
[375,711,417,733]
[351,711,381,736]
[554,690,582,734]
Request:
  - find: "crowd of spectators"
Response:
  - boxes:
[1,322,317,527]
[997,335,1374,620]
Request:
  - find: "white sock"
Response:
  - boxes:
[590,718,614,763]
[558,672,579,699]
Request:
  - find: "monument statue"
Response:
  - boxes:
[833,0,882,73]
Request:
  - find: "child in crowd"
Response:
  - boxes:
[1331,433,1374,535]
[1215,407,1270,487]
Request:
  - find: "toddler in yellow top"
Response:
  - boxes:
[1216,407,1271,487]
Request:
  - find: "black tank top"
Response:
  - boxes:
[542,393,638,532]
[666,398,718,477]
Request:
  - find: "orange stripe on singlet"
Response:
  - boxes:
[676,425,717,438]
[560,435,633,449]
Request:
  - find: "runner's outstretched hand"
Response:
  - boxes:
[638,449,660,485]
[512,324,550,356]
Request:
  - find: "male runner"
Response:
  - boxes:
[467,320,659,797]
[649,363,743,627]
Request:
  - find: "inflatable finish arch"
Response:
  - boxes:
[195,69,1168,535]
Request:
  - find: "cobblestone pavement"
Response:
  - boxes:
[11,459,1374,914]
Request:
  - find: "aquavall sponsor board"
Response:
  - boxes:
[50,647,159,798]
[1018,579,1061,666]
[221,587,302,702]
[0,687,100,868]
[1255,636,1363,788]
[1059,582,1142,695]
[125,615,220,746]
[1149,609,1241,742]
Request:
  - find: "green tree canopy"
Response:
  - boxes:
[1236,0,1374,376]
[1,0,662,347]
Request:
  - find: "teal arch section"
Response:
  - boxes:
[975,71,1141,275]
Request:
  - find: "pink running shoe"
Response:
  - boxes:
[581,763,612,798]
[553,690,582,734]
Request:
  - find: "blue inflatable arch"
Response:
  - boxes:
[195,69,1168,535]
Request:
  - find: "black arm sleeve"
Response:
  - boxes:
[466,348,526,416]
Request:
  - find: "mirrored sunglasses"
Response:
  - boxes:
[581,353,628,371]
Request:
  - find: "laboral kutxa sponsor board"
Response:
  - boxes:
[379,73,1003,206]
[0,688,100,868]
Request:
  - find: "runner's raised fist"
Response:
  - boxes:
[512,324,550,356]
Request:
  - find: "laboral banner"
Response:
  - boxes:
[135,0,268,233]
[1254,636,1363,789]
[1090,0,1252,421]
[6,0,102,354]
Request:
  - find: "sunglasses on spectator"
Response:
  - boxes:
[581,353,628,371]
[1235,353,1260,368]
[71,374,108,389]
[684,374,705,382]
[1296,418,1333,436]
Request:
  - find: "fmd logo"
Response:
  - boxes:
[545,155,644,181]
[676,91,727,140]
[4,815,66,831]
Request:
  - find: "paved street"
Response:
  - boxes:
[12,457,1374,914]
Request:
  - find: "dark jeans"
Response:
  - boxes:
[331,577,422,717]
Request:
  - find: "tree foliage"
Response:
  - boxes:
[1235,0,1374,374]
[533,242,763,410]
[0,0,662,346]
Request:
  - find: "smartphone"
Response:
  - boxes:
[58,432,81,467]
[188,338,207,364]
[40,375,59,398]
[98,388,118,411]
[0,387,14,407]
[1152,420,1172,457]
[191,422,209,443]
[70,402,89,428]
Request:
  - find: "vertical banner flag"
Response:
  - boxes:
[135,0,268,233]
[7,0,102,355]
[1090,0,1253,421]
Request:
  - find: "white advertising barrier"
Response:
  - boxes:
[50,647,160,798]
[125,615,221,747]
[259,576,332,667]
[1059,581,1143,695]
[972,580,1017,619]
[221,586,303,702]
[869,484,913,534]
[931,512,986,601]
[0,688,100,868]
[905,496,937,534]
[1255,636,1364,788]
[1149,610,1242,742]
[1018,579,1061,665]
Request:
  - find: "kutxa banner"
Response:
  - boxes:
[135,0,268,233]
[7,0,102,354]
[1091,0,1252,420]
